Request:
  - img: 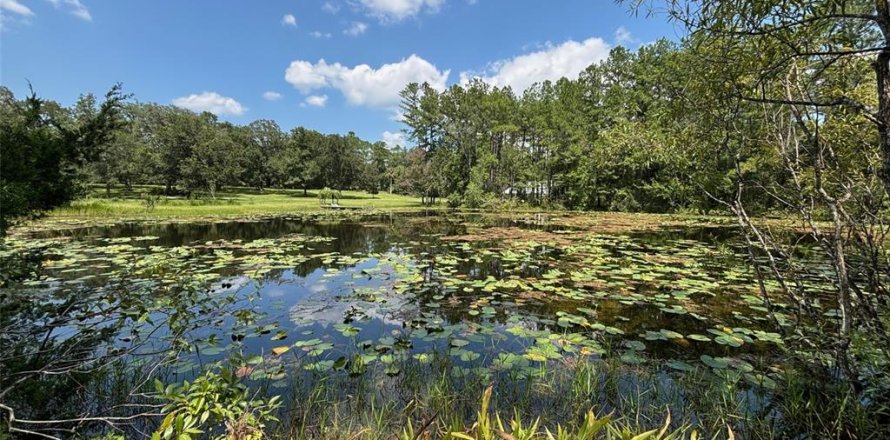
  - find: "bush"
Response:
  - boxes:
[608,189,641,212]
[446,193,463,208]
[154,364,281,440]
[482,197,528,212]
[318,187,339,205]
[462,183,490,209]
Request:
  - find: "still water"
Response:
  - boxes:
[13,212,809,389]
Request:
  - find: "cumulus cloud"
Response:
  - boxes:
[1,0,33,16]
[343,21,368,36]
[459,37,610,93]
[172,92,246,116]
[284,61,334,94]
[304,95,328,107]
[48,0,91,21]
[358,0,445,22]
[310,31,332,38]
[262,91,283,101]
[284,54,449,108]
[282,14,297,26]
[382,130,405,148]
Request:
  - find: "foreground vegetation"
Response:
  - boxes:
[173,355,881,440]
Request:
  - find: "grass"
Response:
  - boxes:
[17,185,823,239]
[25,332,889,439]
[50,185,430,220]
[47,186,810,230]
[145,350,887,440]
[45,185,743,230]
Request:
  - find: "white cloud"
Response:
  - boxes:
[615,26,636,45]
[343,21,368,36]
[48,0,91,21]
[172,92,246,116]
[460,37,610,93]
[1,0,33,16]
[262,91,283,101]
[284,60,335,93]
[382,130,405,148]
[282,13,297,27]
[304,95,328,107]
[321,1,340,14]
[358,0,445,22]
[310,31,332,38]
[389,109,405,122]
[284,54,449,108]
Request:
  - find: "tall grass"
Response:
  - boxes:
[251,351,889,439]
[35,344,888,439]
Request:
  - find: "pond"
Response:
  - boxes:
[2,211,835,435]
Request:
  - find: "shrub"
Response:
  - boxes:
[153,364,281,440]
[446,193,463,208]
[462,183,489,209]
[608,189,641,212]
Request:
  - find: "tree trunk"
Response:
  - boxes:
[822,198,858,387]
[877,3,890,195]
[877,49,890,195]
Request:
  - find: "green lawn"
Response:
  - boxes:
[49,186,430,220]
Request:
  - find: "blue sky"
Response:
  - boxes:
[1,0,682,146]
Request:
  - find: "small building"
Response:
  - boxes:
[503,181,550,197]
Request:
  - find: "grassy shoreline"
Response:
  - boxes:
[8,186,813,237]
[50,186,429,219]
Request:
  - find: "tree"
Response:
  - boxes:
[363,141,394,194]
[637,0,887,189]
[273,127,322,195]
[179,117,243,198]
[242,119,286,190]
[0,84,126,234]
[89,103,160,193]
[147,105,204,194]
[635,0,890,390]
[315,132,366,191]
[395,148,445,204]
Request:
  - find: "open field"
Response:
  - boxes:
[48,186,429,220]
[10,186,828,238]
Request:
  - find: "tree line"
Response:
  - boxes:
[0,86,414,231]
[398,39,791,212]
[77,101,400,198]
[1,30,881,221]
[4,36,867,222]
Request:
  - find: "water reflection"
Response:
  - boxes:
[19,212,800,385]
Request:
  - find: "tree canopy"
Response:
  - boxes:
[0,84,127,233]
